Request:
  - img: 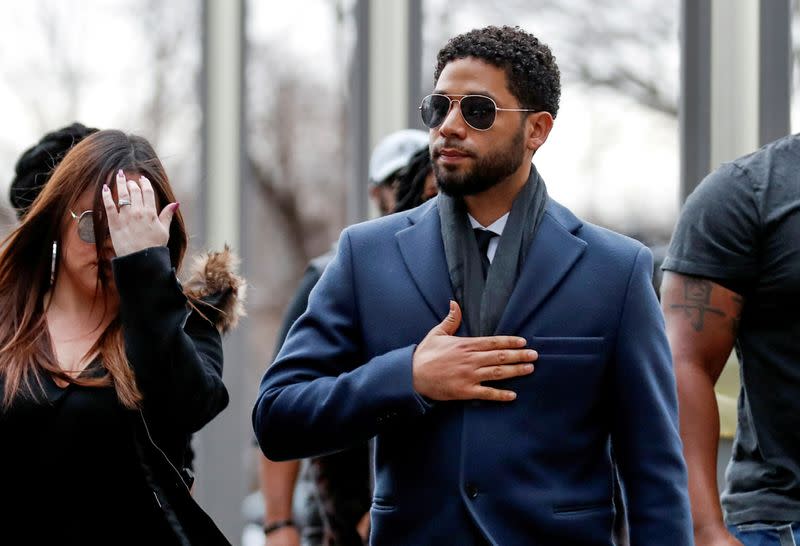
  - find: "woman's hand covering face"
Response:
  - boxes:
[102,169,178,257]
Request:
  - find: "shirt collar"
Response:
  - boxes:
[467,212,509,236]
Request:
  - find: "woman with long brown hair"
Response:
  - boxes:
[0,129,243,545]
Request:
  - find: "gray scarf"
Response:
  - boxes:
[438,165,549,336]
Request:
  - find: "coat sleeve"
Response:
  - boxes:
[271,265,322,360]
[112,246,229,434]
[253,229,431,461]
[611,246,694,545]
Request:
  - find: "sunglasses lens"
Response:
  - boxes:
[461,96,496,130]
[77,214,96,244]
[420,95,450,129]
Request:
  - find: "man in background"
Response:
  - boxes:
[260,129,430,546]
[662,134,800,546]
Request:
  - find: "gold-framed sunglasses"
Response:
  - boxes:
[419,93,538,131]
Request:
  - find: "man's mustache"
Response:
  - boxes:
[431,141,475,158]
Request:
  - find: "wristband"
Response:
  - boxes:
[264,519,295,535]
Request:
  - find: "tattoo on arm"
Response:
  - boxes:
[669,278,725,332]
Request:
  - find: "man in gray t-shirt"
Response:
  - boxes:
[661,134,800,546]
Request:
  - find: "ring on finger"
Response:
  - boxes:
[118,198,132,207]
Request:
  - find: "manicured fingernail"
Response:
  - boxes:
[117,169,124,177]
[507,392,517,400]
[103,184,110,192]
[173,202,180,210]
[525,364,534,372]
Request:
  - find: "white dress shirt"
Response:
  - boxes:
[467,212,509,264]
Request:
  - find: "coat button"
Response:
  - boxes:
[466,483,479,499]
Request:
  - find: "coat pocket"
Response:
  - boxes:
[553,500,611,517]
[527,336,606,357]
[485,336,608,417]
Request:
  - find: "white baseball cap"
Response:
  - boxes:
[368,129,429,186]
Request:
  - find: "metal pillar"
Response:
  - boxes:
[758,0,792,146]
[198,0,247,541]
[348,0,371,225]
[406,0,424,131]
[680,0,792,202]
[679,0,712,202]
[349,0,423,223]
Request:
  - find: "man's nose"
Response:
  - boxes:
[438,100,467,139]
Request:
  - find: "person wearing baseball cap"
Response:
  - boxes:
[258,128,432,546]
[368,129,429,215]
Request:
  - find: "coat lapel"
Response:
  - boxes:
[395,199,457,326]
[495,201,587,335]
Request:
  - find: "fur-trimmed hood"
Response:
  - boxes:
[181,246,246,334]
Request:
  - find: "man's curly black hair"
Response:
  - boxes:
[434,25,561,118]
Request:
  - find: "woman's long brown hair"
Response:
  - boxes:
[0,130,188,410]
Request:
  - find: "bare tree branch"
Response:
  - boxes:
[247,154,311,272]
[452,0,680,117]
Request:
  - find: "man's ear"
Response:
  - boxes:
[526,111,554,153]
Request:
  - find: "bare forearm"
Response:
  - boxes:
[259,455,301,522]
[661,272,744,544]
[677,361,724,532]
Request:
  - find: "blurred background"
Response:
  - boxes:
[0,0,797,543]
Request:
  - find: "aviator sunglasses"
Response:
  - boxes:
[419,93,537,131]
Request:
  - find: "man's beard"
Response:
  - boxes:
[434,127,526,197]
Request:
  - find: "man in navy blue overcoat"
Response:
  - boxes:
[254,26,692,546]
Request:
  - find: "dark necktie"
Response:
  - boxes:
[473,228,497,279]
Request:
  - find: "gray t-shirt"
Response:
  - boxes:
[663,133,800,525]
